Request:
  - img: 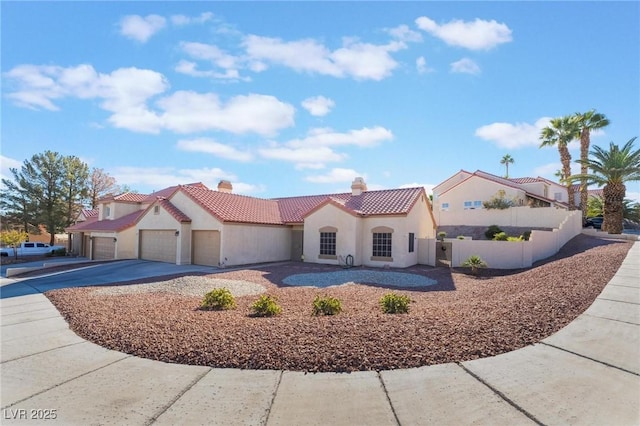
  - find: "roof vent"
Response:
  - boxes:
[351,177,367,196]
[217,180,233,193]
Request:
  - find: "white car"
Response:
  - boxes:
[0,242,66,257]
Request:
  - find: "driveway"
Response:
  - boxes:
[0,260,218,299]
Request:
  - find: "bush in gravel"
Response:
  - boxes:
[485,225,503,240]
[312,295,342,316]
[201,288,236,310]
[379,293,410,314]
[493,232,509,241]
[461,255,488,275]
[251,295,282,317]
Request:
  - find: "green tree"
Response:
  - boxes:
[540,116,579,210]
[574,110,610,223]
[573,137,640,234]
[500,154,514,178]
[1,151,93,244]
[62,156,89,227]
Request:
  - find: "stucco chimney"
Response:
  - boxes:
[217,180,233,193]
[351,177,367,196]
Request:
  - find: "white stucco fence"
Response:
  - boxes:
[435,206,575,228]
[418,209,583,269]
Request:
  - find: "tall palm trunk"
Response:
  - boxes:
[579,128,590,221]
[559,145,575,209]
[603,182,625,234]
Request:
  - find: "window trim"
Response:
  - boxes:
[319,226,337,258]
[371,226,393,261]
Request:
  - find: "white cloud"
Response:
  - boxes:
[305,168,363,184]
[119,14,166,43]
[475,117,552,149]
[176,138,253,162]
[175,60,246,81]
[385,24,423,43]
[301,96,335,116]
[415,16,512,50]
[180,42,240,70]
[288,126,393,148]
[243,34,403,81]
[111,166,261,195]
[157,91,295,136]
[258,145,346,168]
[4,64,295,136]
[170,12,214,26]
[450,58,481,74]
[0,155,22,183]
[416,56,434,74]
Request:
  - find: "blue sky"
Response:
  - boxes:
[2,2,639,202]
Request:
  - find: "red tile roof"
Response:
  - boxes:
[157,199,191,223]
[275,187,425,223]
[66,210,144,232]
[180,185,283,225]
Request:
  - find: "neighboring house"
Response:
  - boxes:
[67,178,436,268]
[432,170,568,216]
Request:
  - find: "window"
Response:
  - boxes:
[554,192,562,201]
[473,200,482,209]
[408,233,415,253]
[24,243,34,248]
[464,200,481,209]
[373,233,392,258]
[464,201,472,209]
[441,202,449,211]
[104,206,111,218]
[320,232,336,256]
[36,243,46,248]
[154,205,160,214]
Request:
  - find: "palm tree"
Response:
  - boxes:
[574,110,610,222]
[540,116,579,209]
[500,154,514,178]
[573,137,640,233]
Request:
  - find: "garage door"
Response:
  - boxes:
[92,237,115,260]
[192,230,220,266]
[139,230,177,263]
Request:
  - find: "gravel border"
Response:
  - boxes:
[46,235,633,373]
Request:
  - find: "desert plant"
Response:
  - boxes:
[201,288,236,310]
[461,255,488,275]
[312,295,343,316]
[507,236,524,242]
[482,190,516,210]
[251,295,282,317]
[493,232,509,241]
[379,293,410,314]
[521,230,532,241]
[484,225,503,240]
[437,231,447,241]
[457,235,465,240]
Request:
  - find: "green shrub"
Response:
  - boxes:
[457,235,465,240]
[251,295,282,317]
[437,231,447,241]
[461,255,488,274]
[521,230,532,241]
[482,190,516,210]
[201,288,236,310]
[507,236,524,242]
[493,232,509,241]
[379,293,410,314]
[485,225,503,240]
[312,295,343,316]
[47,248,66,257]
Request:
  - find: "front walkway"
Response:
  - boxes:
[1,243,638,425]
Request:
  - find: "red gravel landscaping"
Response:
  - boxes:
[46,235,632,373]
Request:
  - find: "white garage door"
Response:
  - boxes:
[139,230,177,263]
[192,230,220,266]
[93,237,115,260]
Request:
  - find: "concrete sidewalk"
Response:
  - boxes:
[1,244,638,425]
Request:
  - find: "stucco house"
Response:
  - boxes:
[431,170,569,216]
[67,178,436,268]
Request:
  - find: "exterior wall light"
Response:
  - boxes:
[175,230,180,236]
[113,237,117,243]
